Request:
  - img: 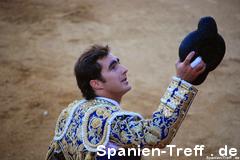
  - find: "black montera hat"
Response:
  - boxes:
[179,16,226,85]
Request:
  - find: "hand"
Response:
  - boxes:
[176,51,206,83]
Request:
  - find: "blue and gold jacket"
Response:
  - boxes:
[46,77,198,160]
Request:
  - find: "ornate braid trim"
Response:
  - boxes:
[155,76,198,147]
[82,106,144,152]
[54,100,86,141]
[82,105,120,152]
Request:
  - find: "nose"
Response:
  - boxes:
[121,64,128,74]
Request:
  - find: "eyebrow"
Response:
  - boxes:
[108,58,120,70]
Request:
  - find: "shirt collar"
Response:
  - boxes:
[95,97,120,106]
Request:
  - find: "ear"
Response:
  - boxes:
[90,79,104,90]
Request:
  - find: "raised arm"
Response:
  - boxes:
[109,76,197,148]
[109,51,206,148]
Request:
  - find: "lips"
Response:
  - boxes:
[121,78,127,82]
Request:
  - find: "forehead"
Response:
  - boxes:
[97,53,118,69]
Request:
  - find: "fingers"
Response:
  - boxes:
[183,51,195,65]
[175,59,180,68]
[176,59,180,64]
[197,63,206,74]
[194,60,206,74]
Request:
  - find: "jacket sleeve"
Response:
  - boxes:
[109,76,198,148]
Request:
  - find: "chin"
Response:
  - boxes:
[125,85,132,92]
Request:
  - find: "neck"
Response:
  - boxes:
[96,97,120,106]
[102,95,122,104]
[95,92,122,104]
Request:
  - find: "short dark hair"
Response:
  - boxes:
[74,45,109,100]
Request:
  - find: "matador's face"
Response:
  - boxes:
[96,53,131,99]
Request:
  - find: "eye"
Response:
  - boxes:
[109,58,120,71]
[111,63,117,70]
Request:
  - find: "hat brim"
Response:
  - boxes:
[179,30,225,85]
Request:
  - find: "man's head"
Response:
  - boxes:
[74,45,131,101]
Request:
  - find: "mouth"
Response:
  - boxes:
[121,78,127,83]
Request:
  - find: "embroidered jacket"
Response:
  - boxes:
[46,77,198,160]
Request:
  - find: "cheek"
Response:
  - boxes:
[102,72,121,85]
[102,75,115,84]
[110,77,121,85]
[106,73,120,81]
